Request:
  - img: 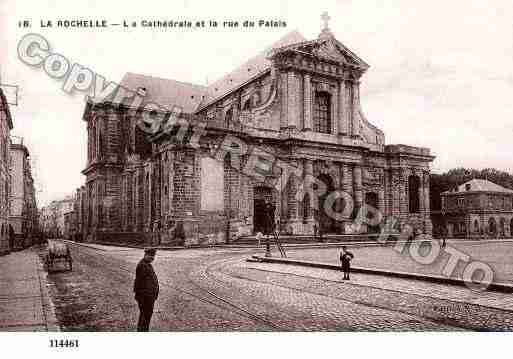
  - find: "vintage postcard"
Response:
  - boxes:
[0,0,512,357]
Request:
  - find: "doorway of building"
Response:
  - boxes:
[253,186,275,234]
[365,192,380,233]
[316,173,337,234]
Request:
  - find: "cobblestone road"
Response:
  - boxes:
[39,242,513,331]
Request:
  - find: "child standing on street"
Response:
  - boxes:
[339,246,354,280]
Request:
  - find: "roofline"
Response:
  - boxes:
[195,68,271,113]
[123,72,207,91]
[442,190,513,196]
[0,88,14,130]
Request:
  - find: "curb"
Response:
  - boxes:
[63,239,419,251]
[35,249,60,331]
[251,255,513,294]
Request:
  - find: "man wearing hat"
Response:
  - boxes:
[133,248,159,331]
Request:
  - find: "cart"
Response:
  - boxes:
[46,241,73,272]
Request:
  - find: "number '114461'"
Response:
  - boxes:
[49,339,79,348]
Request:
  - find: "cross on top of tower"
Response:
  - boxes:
[321,11,331,31]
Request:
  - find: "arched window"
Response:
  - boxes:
[225,107,233,127]
[408,175,420,213]
[313,91,331,134]
[474,219,479,233]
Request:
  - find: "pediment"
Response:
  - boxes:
[275,37,369,70]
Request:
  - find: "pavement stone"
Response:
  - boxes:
[0,247,60,331]
[226,259,513,330]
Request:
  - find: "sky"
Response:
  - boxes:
[1,0,513,206]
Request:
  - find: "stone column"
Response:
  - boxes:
[341,163,353,229]
[332,83,339,135]
[280,169,288,227]
[304,160,315,232]
[353,165,363,212]
[287,71,299,129]
[303,74,312,131]
[168,152,174,219]
[352,165,363,234]
[87,122,92,164]
[96,115,102,160]
[338,80,347,135]
[400,168,409,217]
[423,170,433,234]
[341,164,352,194]
[351,81,360,137]
[417,170,425,214]
[280,72,288,129]
[391,169,402,219]
[287,160,302,233]
[135,167,143,232]
[332,162,344,232]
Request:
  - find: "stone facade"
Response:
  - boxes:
[40,196,74,238]
[433,179,513,239]
[77,24,434,245]
[0,88,13,255]
[9,141,38,248]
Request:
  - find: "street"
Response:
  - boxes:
[37,242,513,331]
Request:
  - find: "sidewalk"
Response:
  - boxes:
[251,255,513,294]
[0,247,59,331]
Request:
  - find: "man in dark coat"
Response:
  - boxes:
[339,246,354,280]
[133,248,159,331]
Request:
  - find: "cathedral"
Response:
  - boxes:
[75,18,434,244]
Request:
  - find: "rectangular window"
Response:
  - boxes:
[200,157,224,211]
[313,92,331,134]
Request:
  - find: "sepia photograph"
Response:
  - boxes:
[1,0,512,356]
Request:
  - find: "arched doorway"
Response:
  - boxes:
[316,173,337,234]
[510,218,513,238]
[253,186,275,234]
[489,217,497,236]
[365,192,380,233]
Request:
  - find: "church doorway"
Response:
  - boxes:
[365,192,380,233]
[253,186,275,234]
[316,173,337,234]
